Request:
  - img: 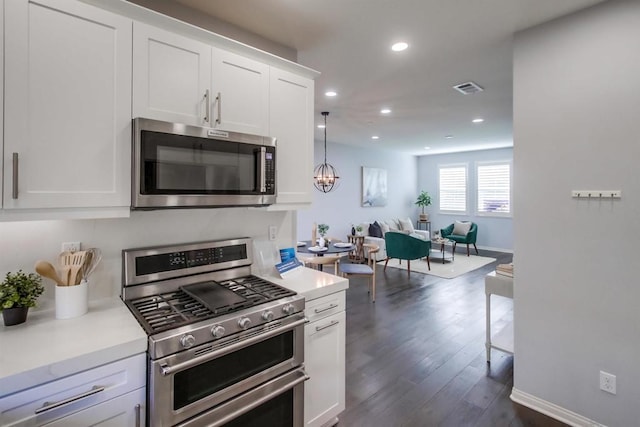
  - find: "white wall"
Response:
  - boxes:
[0,209,294,305]
[513,1,640,425]
[417,148,513,252]
[296,141,418,241]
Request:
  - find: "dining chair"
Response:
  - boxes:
[302,254,341,274]
[339,244,379,302]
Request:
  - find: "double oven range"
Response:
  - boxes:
[122,238,307,427]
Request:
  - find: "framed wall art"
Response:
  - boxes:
[362,167,387,207]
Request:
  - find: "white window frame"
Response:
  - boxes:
[475,160,512,218]
[438,163,468,215]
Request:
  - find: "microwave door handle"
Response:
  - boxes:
[258,147,266,193]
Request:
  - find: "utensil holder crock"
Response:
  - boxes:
[55,280,88,319]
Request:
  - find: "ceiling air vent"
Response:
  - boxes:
[453,81,484,95]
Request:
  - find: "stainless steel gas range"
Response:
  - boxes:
[121,238,307,427]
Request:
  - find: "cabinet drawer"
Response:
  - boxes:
[0,353,146,426]
[305,291,345,323]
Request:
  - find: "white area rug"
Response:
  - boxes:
[383,253,496,279]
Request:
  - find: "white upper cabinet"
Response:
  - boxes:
[133,22,212,126]
[269,68,315,208]
[210,47,270,135]
[3,0,132,211]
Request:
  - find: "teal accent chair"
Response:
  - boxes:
[440,222,478,256]
[383,232,431,278]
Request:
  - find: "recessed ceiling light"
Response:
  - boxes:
[472,118,484,123]
[317,124,325,129]
[325,90,337,97]
[371,136,380,140]
[380,108,392,114]
[445,135,454,139]
[424,146,431,150]
[391,42,408,52]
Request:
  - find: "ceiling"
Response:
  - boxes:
[172,0,605,156]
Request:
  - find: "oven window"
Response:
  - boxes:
[173,331,294,410]
[224,389,293,427]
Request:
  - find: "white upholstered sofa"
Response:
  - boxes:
[356,218,430,261]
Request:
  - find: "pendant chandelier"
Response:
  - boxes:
[313,111,340,193]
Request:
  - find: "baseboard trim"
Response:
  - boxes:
[510,388,604,427]
[478,245,513,253]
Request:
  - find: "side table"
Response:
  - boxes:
[485,271,514,363]
[416,220,431,235]
[347,235,365,263]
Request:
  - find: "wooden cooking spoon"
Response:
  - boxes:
[34,260,66,286]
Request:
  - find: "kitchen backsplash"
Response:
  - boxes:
[0,209,294,305]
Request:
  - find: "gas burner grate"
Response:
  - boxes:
[127,290,214,334]
[126,275,295,335]
[219,276,295,304]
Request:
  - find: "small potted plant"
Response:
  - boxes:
[317,224,329,247]
[1,270,44,326]
[415,190,432,221]
[355,225,364,236]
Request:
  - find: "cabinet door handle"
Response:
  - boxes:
[314,303,338,314]
[12,153,19,199]
[315,319,339,332]
[216,92,222,124]
[34,385,105,414]
[135,403,141,427]
[203,90,210,123]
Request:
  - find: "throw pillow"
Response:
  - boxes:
[398,217,415,233]
[386,219,400,231]
[369,221,383,238]
[409,232,426,240]
[452,220,472,236]
[379,221,390,235]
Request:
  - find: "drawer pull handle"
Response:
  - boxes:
[35,385,105,414]
[216,92,222,124]
[203,90,210,123]
[315,320,339,332]
[314,303,338,314]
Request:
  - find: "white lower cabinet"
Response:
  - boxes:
[0,353,146,427]
[304,291,346,427]
[42,389,145,427]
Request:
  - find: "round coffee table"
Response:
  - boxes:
[430,238,455,264]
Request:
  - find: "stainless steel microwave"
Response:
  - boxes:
[132,118,276,209]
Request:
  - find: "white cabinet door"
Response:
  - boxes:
[304,310,346,427]
[269,68,314,208]
[211,47,269,135]
[43,389,145,427]
[3,0,131,210]
[133,22,212,126]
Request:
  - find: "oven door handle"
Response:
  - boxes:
[160,316,307,376]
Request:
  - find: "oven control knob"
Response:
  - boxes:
[211,325,225,338]
[180,334,196,349]
[261,310,274,322]
[282,304,295,315]
[238,317,252,330]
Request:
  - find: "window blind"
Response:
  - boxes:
[439,166,467,212]
[477,163,511,214]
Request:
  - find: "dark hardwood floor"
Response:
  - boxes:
[338,249,567,427]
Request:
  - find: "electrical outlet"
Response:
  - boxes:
[61,241,81,252]
[269,225,277,241]
[600,371,616,395]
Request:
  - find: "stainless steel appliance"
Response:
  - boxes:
[122,238,307,427]
[132,118,276,210]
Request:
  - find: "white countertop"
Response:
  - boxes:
[258,266,349,301]
[0,298,147,396]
